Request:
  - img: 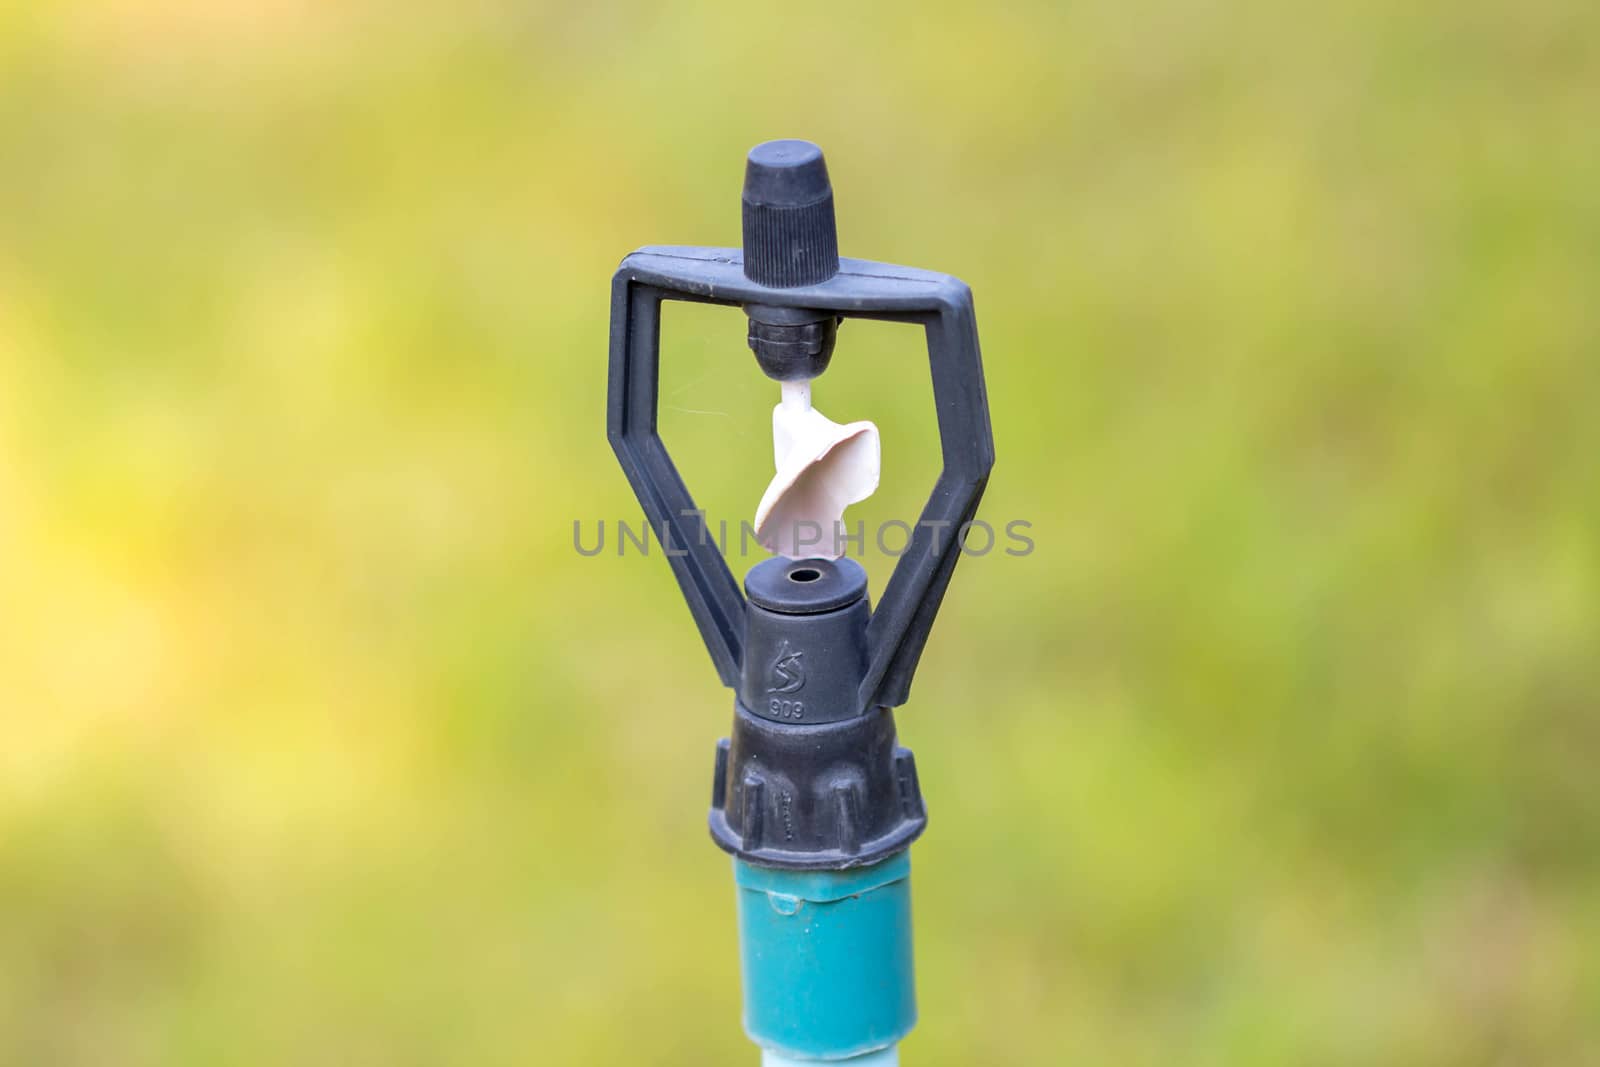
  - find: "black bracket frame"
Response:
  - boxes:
[607,245,994,715]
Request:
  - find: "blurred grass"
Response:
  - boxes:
[1,0,1598,1063]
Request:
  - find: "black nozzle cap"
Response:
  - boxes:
[742,140,840,288]
[740,558,869,724]
[745,556,867,615]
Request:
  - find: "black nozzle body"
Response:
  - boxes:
[708,557,927,870]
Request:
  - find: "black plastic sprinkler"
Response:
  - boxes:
[607,140,993,1065]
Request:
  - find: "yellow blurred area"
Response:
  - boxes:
[1,0,1598,1063]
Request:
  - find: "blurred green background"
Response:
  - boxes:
[2,0,1598,1063]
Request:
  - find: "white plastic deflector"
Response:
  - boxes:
[754,381,880,560]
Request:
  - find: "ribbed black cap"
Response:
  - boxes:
[742,140,840,288]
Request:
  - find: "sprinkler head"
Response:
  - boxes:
[608,136,994,709]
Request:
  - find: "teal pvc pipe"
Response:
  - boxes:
[762,1048,899,1067]
[734,851,915,1061]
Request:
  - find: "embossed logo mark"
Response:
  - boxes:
[767,640,805,694]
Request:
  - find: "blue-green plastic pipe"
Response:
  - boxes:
[734,851,915,1063]
[761,1049,900,1067]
